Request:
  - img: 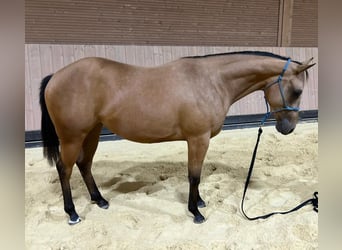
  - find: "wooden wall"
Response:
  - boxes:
[291,0,318,47]
[25,0,317,47]
[25,45,318,131]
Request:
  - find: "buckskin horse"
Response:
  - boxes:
[39,51,315,224]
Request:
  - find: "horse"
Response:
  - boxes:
[39,51,315,225]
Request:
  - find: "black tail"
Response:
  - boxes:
[39,74,60,165]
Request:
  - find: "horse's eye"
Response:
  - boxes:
[293,89,302,98]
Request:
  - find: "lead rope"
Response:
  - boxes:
[240,116,318,220]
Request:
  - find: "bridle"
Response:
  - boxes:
[261,58,300,125]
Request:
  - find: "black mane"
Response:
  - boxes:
[183,50,302,65]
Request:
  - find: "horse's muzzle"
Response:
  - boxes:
[276,118,295,135]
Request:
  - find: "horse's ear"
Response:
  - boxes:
[296,57,316,74]
[301,57,314,65]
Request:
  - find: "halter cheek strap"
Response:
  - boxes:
[261,58,300,125]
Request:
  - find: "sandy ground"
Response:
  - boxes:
[25,122,318,250]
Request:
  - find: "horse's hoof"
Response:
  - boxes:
[197,200,206,208]
[68,217,81,225]
[94,199,109,209]
[193,215,206,224]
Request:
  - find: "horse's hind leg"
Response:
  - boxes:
[76,124,108,209]
[186,132,210,224]
[57,139,84,225]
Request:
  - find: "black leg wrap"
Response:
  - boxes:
[188,176,206,223]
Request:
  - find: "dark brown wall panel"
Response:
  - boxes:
[291,0,318,47]
[26,0,280,46]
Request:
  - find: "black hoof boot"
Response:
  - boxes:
[197,198,206,208]
[193,214,206,224]
[68,212,81,225]
[189,206,206,224]
[93,198,109,209]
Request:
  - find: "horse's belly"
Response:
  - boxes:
[111,127,185,143]
[102,115,185,143]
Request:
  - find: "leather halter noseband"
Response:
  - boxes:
[261,58,300,124]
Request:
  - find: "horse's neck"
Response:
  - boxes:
[211,56,287,103]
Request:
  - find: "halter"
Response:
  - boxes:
[240,57,318,220]
[261,58,300,125]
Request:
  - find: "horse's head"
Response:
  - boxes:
[264,58,315,135]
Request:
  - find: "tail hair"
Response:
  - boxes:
[39,74,60,165]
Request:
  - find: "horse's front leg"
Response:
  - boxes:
[186,133,210,224]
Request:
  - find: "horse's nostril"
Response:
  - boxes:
[288,128,294,134]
